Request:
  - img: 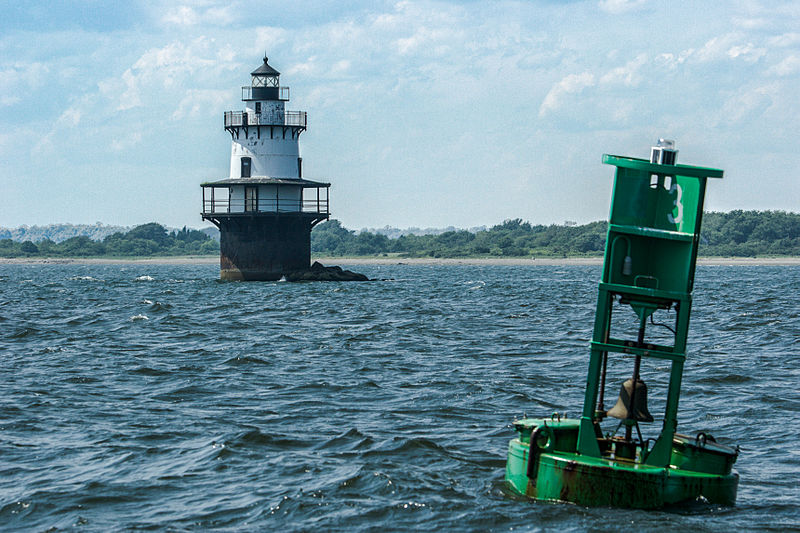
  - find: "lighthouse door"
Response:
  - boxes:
[245,187,258,212]
[241,157,252,178]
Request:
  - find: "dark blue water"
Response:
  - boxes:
[1,263,798,531]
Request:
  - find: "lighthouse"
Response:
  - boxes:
[201,56,330,280]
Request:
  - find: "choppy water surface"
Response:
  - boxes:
[1,263,798,531]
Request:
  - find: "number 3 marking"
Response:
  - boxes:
[667,183,683,225]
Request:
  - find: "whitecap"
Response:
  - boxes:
[130,314,149,321]
[135,275,155,281]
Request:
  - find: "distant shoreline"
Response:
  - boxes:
[2,256,799,266]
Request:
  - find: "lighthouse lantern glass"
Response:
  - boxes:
[252,74,278,88]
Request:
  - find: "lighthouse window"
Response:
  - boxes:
[241,157,251,178]
[245,187,258,212]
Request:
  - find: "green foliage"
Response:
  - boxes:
[20,241,39,254]
[310,220,356,256]
[312,218,606,257]
[3,211,797,259]
[0,223,219,258]
[700,211,800,256]
[126,222,169,245]
[312,211,800,258]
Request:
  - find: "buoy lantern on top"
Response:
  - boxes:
[201,56,330,280]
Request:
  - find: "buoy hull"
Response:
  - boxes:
[505,418,738,508]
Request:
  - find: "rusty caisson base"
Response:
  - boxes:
[505,418,739,508]
[216,216,314,281]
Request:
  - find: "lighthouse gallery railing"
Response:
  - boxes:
[202,197,329,215]
[224,110,307,128]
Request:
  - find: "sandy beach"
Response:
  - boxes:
[1,256,799,266]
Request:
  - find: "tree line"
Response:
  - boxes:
[0,223,218,258]
[1,210,798,258]
[311,210,800,258]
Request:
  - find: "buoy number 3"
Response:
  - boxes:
[667,182,683,225]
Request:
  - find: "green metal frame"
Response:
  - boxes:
[577,154,723,466]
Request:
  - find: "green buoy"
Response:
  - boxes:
[505,140,739,508]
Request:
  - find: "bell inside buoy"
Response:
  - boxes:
[606,378,654,422]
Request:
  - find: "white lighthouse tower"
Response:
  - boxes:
[201,56,330,280]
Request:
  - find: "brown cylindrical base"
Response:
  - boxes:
[217,216,312,281]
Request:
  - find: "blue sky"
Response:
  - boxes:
[1,0,798,230]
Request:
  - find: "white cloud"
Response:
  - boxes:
[3,0,800,228]
[28,35,241,165]
[163,6,200,26]
[695,35,735,62]
[395,27,455,56]
[719,84,777,124]
[161,4,237,27]
[539,72,596,116]
[286,57,316,77]
[599,53,648,86]
[0,95,21,107]
[171,89,229,119]
[254,26,289,57]
[694,34,766,63]
[132,40,215,71]
[330,59,351,77]
[654,49,694,69]
[117,68,142,111]
[205,6,236,26]
[727,43,766,62]
[33,101,87,153]
[732,17,771,30]
[0,62,49,97]
[598,0,647,14]
[97,38,238,112]
[111,132,143,152]
[767,54,800,76]
[58,107,82,127]
[767,32,800,48]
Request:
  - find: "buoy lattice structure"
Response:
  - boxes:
[201,56,330,280]
[504,141,740,508]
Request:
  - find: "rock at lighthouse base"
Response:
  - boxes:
[283,261,369,282]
